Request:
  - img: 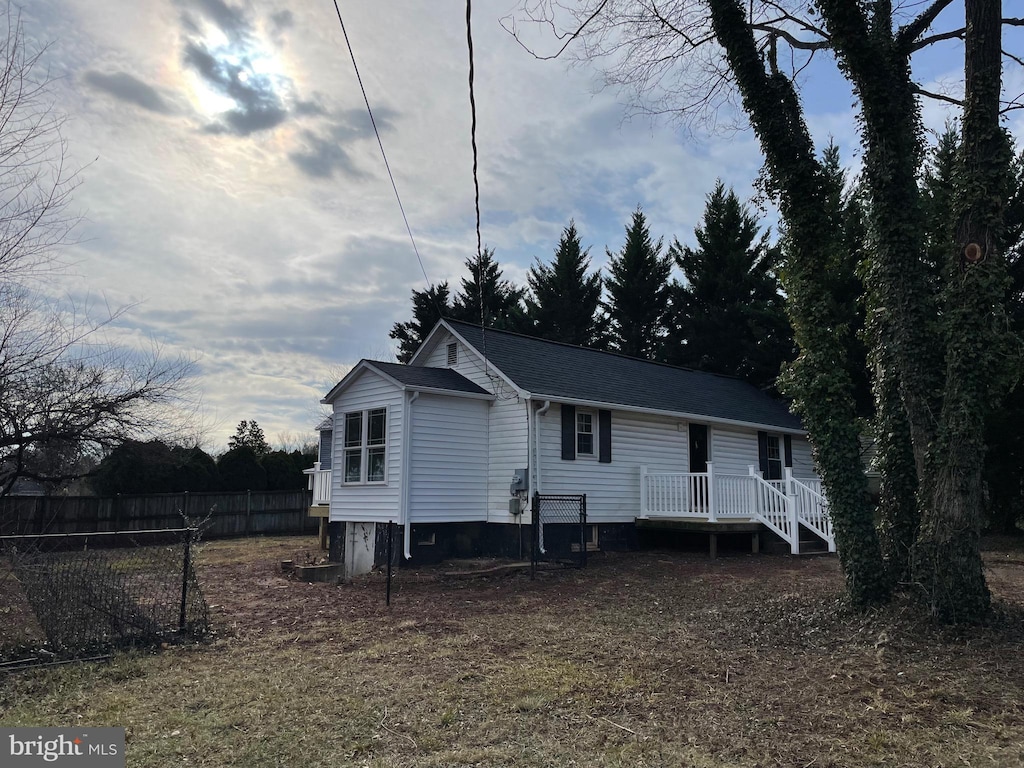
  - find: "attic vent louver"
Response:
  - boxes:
[446,342,458,366]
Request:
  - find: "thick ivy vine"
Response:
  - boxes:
[708,0,890,607]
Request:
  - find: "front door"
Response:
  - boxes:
[689,424,708,473]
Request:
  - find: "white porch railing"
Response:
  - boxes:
[791,476,834,549]
[303,463,332,505]
[753,472,795,545]
[640,464,835,554]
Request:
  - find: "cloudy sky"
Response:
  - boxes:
[20,0,1017,451]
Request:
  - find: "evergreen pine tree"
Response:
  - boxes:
[665,181,792,389]
[450,248,526,330]
[389,282,451,363]
[603,208,671,359]
[818,147,873,415]
[227,420,270,455]
[920,127,960,283]
[524,221,607,346]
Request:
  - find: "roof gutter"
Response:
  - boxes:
[528,393,806,436]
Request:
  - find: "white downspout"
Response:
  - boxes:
[534,400,551,494]
[533,400,551,554]
[401,390,419,560]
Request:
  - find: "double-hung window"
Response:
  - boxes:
[576,411,594,456]
[561,404,611,463]
[343,408,387,484]
[766,435,783,481]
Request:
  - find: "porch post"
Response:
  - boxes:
[706,462,716,522]
[785,467,799,554]
[748,465,759,519]
[639,466,648,518]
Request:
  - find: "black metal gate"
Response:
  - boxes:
[531,493,587,574]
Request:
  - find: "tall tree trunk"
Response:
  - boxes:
[707,0,889,607]
[913,0,1009,622]
[873,362,919,582]
[817,0,943,476]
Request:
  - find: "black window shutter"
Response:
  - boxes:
[561,404,576,461]
[757,431,769,475]
[598,410,612,463]
[783,435,793,468]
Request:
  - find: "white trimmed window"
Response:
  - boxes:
[766,434,783,481]
[576,411,594,455]
[343,408,388,484]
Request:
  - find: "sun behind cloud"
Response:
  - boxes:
[181,8,296,136]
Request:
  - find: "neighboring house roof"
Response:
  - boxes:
[315,416,333,431]
[323,359,492,403]
[437,319,804,432]
[8,477,46,496]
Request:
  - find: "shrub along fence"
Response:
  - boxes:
[0,490,318,537]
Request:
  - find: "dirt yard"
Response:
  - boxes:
[2,535,1024,767]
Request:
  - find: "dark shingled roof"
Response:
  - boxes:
[444,320,802,431]
[368,360,490,396]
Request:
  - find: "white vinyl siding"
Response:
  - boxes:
[710,426,760,475]
[791,435,817,477]
[417,329,530,523]
[423,336,459,369]
[329,370,403,523]
[713,426,818,479]
[538,405,688,523]
[486,397,529,521]
[421,332,520,401]
[408,394,488,523]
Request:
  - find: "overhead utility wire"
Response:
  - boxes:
[466,0,483,270]
[466,0,490,372]
[331,0,432,291]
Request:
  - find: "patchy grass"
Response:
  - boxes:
[3,536,1024,767]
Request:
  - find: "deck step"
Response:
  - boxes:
[797,539,831,556]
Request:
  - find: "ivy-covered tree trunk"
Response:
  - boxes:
[817,0,942,478]
[816,0,1013,621]
[913,0,1010,622]
[707,0,890,607]
[873,363,919,582]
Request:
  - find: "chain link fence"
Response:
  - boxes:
[532,493,588,573]
[0,528,209,663]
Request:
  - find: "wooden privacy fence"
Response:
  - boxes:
[0,490,318,538]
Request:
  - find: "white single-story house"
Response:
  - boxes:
[307,319,833,575]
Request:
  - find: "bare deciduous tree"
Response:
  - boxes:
[0,9,193,496]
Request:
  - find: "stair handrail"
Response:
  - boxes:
[750,470,795,547]
[790,476,835,550]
